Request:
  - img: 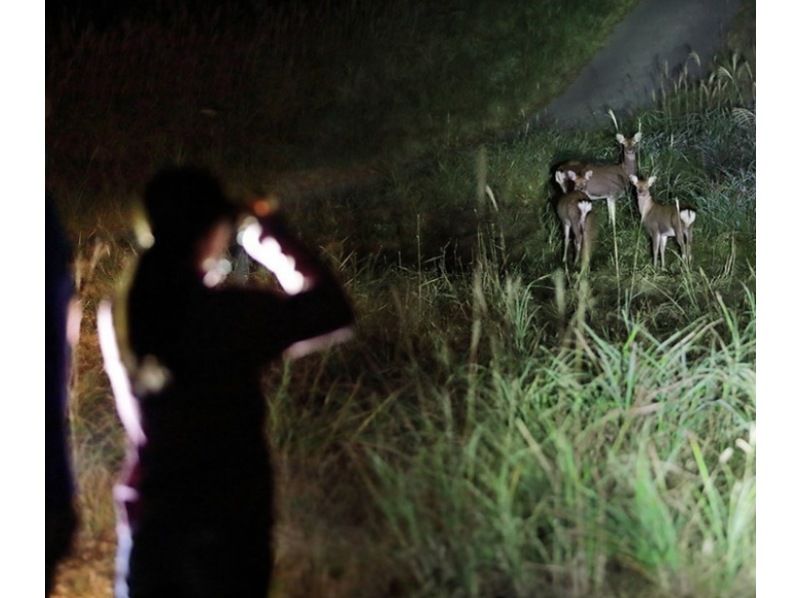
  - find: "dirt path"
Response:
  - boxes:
[536,0,743,127]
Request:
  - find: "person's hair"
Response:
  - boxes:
[143,166,238,254]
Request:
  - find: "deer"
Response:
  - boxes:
[554,132,642,278]
[554,132,641,221]
[555,190,593,268]
[629,175,697,269]
[554,160,585,194]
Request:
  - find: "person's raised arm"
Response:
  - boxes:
[238,200,354,358]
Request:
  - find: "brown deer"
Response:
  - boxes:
[554,132,641,222]
[629,175,697,268]
[555,190,593,267]
[554,160,585,194]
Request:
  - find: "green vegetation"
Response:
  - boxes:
[49,2,756,597]
[265,56,756,596]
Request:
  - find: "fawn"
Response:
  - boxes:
[555,190,593,267]
[554,160,585,194]
[630,175,697,268]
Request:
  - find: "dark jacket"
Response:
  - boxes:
[45,195,74,510]
[120,245,354,528]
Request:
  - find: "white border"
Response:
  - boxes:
[756,1,799,596]
[1,0,45,594]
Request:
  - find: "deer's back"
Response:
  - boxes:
[585,164,628,197]
[556,159,587,175]
[644,202,683,236]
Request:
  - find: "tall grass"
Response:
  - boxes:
[256,178,756,593]
[271,51,755,596]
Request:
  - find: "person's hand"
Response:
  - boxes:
[238,219,308,294]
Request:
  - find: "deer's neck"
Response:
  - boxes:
[622,151,637,176]
[637,191,653,221]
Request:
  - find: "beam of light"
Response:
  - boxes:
[238,220,309,295]
[97,301,146,447]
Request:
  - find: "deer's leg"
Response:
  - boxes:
[606,197,616,227]
[574,225,583,265]
[582,224,594,272]
[651,233,659,268]
[686,227,693,265]
[608,196,620,280]
[659,235,667,269]
[562,223,571,265]
[676,228,687,263]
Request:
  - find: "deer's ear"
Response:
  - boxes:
[615,133,625,144]
[585,170,593,180]
[567,170,577,181]
[647,175,657,186]
[629,175,638,185]
[555,171,565,183]
[633,131,642,143]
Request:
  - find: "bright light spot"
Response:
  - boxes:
[67,297,82,347]
[114,514,133,598]
[236,216,257,245]
[239,221,310,295]
[133,218,155,249]
[202,258,232,288]
[97,301,146,446]
[133,355,171,395]
[140,231,155,248]
[113,485,139,503]
[252,198,278,217]
[203,270,222,287]
[285,326,354,360]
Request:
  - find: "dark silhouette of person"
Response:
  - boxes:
[101,166,354,598]
[46,195,79,594]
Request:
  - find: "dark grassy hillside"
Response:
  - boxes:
[47,0,636,223]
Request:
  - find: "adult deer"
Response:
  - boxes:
[630,175,697,268]
[554,132,641,223]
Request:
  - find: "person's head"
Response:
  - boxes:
[143,166,238,266]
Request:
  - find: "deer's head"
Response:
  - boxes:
[629,174,656,196]
[616,132,642,161]
[568,169,593,193]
